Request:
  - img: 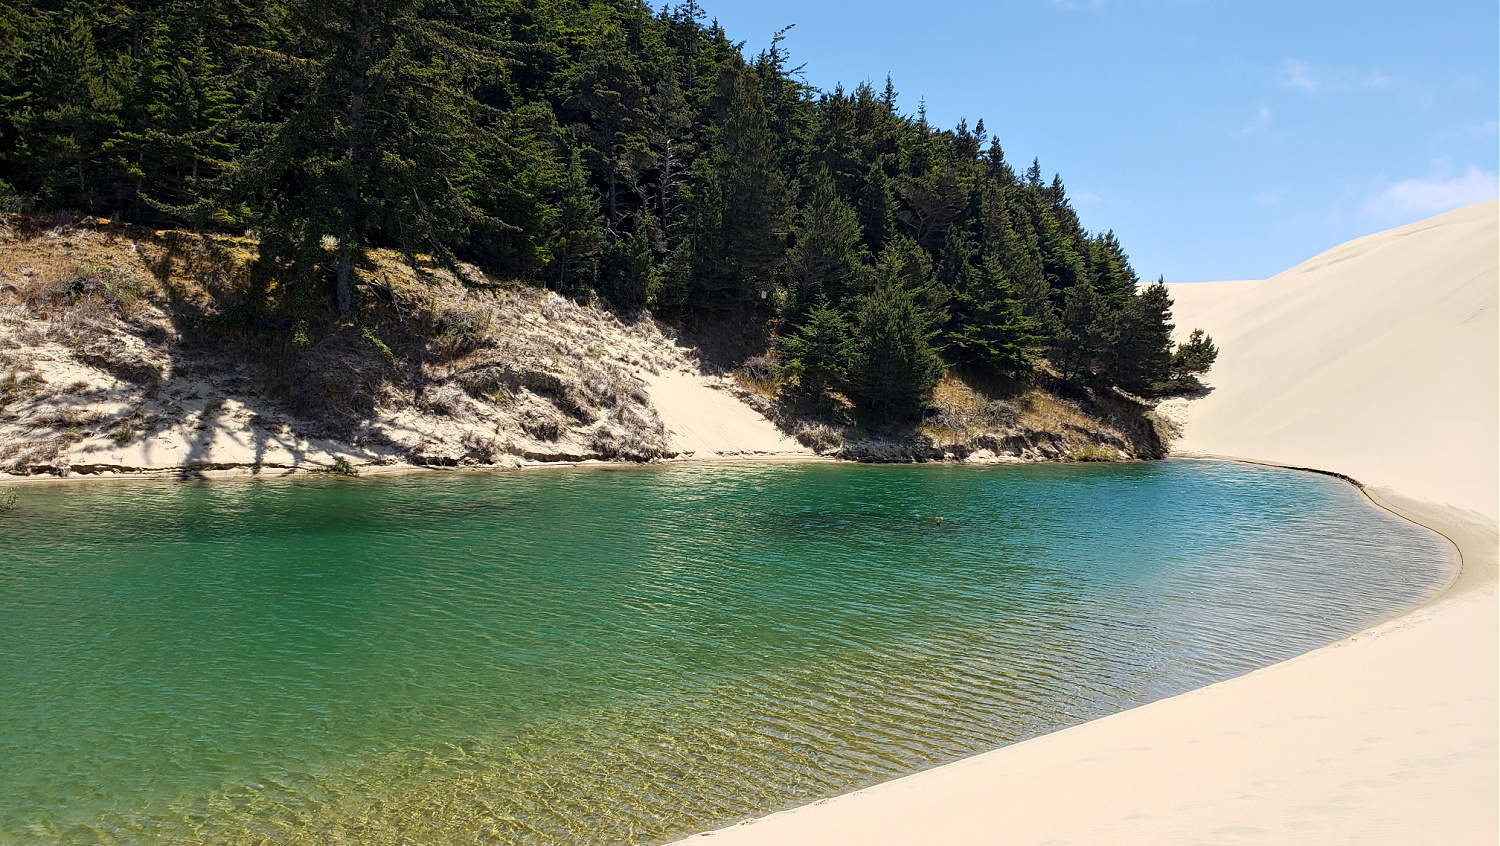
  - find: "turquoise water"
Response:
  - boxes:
[0,460,1451,844]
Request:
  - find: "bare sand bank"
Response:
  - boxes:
[671,203,1499,844]
[643,371,814,460]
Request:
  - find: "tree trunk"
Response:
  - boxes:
[607,170,618,233]
[336,244,354,315]
[661,136,672,225]
[336,0,372,315]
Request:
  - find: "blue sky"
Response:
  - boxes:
[701,0,1499,282]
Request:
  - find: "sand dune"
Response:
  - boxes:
[671,203,1499,844]
[1169,201,1498,518]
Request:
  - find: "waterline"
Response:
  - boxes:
[0,461,1451,844]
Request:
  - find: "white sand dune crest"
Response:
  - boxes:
[671,202,1499,844]
[1170,200,1497,519]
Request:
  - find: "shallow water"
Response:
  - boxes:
[0,460,1451,844]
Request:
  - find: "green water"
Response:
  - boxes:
[0,460,1451,844]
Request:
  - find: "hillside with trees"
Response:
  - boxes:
[0,0,1215,464]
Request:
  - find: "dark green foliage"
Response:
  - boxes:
[778,304,852,402]
[784,169,866,315]
[1107,279,1176,392]
[1173,328,1218,376]
[1159,328,1219,393]
[549,152,605,292]
[848,247,945,423]
[235,0,556,312]
[855,160,897,252]
[689,67,788,311]
[945,243,1038,377]
[601,211,659,310]
[1050,278,1104,382]
[13,15,123,212]
[0,0,1213,415]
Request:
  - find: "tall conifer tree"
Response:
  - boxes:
[785,168,866,313]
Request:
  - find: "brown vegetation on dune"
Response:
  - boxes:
[727,365,1166,464]
[0,216,1167,478]
[0,217,691,477]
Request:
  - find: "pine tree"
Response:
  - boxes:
[1130,279,1177,388]
[564,27,647,234]
[234,0,536,313]
[648,66,693,239]
[24,15,122,212]
[868,234,948,322]
[111,30,238,225]
[1169,328,1218,388]
[1087,231,1138,307]
[548,152,605,292]
[894,164,964,250]
[855,159,896,252]
[602,210,660,310]
[779,304,853,402]
[1049,279,1104,382]
[692,66,787,310]
[1097,278,1175,392]
[785,168,866,314]
[848,246,945,423]
[947,252,1038,377]
[1037,207,1087,308]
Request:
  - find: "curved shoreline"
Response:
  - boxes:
[1177,455,1478,604]
[671,202,1499,844]
[668,465,1497,844]
[1,450,1489,841]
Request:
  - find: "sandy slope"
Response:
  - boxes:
[1169,201,1498,518]
[671,204,1499,844]
[644,372,813,460]
[1164,278,1263,316]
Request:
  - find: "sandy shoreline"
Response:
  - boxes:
[670,483,1494,845]
[6,449,1483,843]
[0,450,831,487]
[668,203,1499,844]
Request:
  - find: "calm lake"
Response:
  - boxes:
[0,460,1452,844]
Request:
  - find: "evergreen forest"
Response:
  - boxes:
[0,0,1217,424]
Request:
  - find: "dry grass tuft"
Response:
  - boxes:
[919,375,1023,443]
[417,384,472,420]
[0,437,66,474]
[1016,390,1106,436]
[791,420,845,453]
[0,372,45,409]
[589,405,667,461]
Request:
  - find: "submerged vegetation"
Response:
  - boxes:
[0,0,1215,454]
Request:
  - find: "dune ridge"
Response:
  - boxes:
[1168,200,1498,518]
[671,203,1499,844]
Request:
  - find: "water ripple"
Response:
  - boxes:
[0,460,1452,845]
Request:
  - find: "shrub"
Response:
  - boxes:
[317,456,358,476]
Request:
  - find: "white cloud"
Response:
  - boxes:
[1280,59,1401,95]
[1234,104,1272,136]
[1281,60,1319,93]
[1432,119,1499,145]
[1359,167,1498,223]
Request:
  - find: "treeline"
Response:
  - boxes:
[0,0,1215,422]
